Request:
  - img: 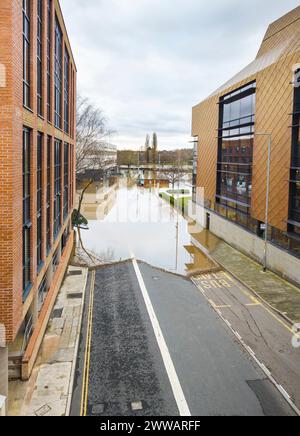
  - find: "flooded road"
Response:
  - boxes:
[76,174,218,275]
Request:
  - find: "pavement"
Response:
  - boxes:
[211,241,300,324]
[8,266,88,416]
[192,270,300,411]
[191,227,300,324]
[71,260,297,416]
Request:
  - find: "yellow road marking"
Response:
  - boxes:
[223,272,300,338]
[196,272,300,339]
[80,270,95,417]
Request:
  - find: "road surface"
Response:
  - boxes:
[70,261,297,416]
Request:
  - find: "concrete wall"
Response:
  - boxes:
[0,347,8,398]
[196,205,300,286]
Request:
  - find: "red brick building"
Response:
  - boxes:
[0,0,76,400]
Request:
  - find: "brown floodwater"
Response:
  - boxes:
[77,174,219,276]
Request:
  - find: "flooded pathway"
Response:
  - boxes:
[77,174,218,275]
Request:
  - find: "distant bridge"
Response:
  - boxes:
[119,164,192,173]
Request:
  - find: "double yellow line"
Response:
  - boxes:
[80,270,96,416]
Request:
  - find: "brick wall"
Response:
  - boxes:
[0,0,23,343]
[0,0,77,344]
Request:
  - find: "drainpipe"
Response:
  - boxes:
[255,133,272,272]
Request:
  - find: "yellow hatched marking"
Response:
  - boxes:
[80,270,95,417]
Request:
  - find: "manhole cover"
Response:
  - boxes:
[51,308,63,319]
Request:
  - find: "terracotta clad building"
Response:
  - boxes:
[192,6,300,284]
[0,0,76,399]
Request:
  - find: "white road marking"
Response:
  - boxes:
[132,258,191,417]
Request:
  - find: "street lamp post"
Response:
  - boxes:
[255,132,272,272]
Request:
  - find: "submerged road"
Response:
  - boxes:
[71,261,297,416]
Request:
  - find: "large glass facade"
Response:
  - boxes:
[216,82,256,231]
[23,128,31,295]
[23,0,31,108]
[287,69,300,256]
[54,17,63,129]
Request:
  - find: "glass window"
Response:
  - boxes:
[47,0,52,121]
[47,137,52,253]
[37,0,43,116]
[37,133,43,269]
[64,49,70,134]
[23,0,31,108]
[23,128,31,293]
[289,71,300,228]
[54,139,61,238]
[217,83,256,225]
[63,143,69,219]
[54,17,63,129]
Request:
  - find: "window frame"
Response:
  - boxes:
[53,139,62,239]
[23,0,31,108]
[23,128,32,296]
[54,17,63,129]
[216,82,256,212]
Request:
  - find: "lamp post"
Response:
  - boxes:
[255,132,272,272]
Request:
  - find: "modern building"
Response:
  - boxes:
[77,142,117,181]
[192,6,300,285]
[0,0,76,402]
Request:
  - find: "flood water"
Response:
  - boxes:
[76,173,219,276]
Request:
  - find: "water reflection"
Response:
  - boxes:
[76,174,219,276]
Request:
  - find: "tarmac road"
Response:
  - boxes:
[70,260,297,416]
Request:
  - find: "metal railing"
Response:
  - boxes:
[21,314,33,354]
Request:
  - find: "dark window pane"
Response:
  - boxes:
[23,128,31,292]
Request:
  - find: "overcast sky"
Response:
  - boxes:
[61,0,300,150]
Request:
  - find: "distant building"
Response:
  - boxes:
[192,6,300,284]
[0,0,76,400]
[77,142,117,181]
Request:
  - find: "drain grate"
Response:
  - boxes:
[51,308,63,319]
[34,404,51,416]
[67,292,83,299]
[68,270,82,276]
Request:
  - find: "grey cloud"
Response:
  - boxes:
[61,0,300,149]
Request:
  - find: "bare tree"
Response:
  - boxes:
[161,150,186,189]
[73,95,115,227]
[76,95,115,175]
